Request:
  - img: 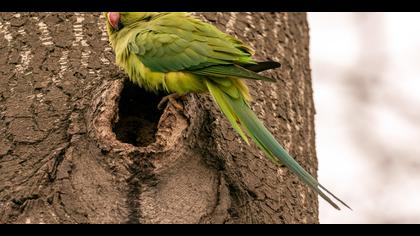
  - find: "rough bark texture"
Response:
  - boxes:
[0,12,318,224]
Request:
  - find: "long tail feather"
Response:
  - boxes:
[205,80,350,210]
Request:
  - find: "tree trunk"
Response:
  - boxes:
[0,12,318,224]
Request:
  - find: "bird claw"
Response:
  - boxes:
[157,93,184,110]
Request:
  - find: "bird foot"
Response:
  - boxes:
[157,93,184,110]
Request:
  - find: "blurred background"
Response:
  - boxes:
[308,12,420,224]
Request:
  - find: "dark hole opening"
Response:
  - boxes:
[113,80,164,147]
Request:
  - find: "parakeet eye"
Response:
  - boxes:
[108,12,121,30]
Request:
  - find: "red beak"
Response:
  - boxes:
[108,12,120,30]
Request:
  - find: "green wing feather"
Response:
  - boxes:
[127,13,257,73]
[126,13,281,82]
[192,65,276,82]
[244,61,281,73]
[205,80,351,210]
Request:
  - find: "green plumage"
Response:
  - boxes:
[105,12,350,210]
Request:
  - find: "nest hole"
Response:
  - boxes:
[113,80,164,147]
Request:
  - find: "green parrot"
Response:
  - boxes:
[104,12,350,210]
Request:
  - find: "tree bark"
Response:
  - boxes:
[0,12,318,224]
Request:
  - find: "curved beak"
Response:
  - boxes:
[107,12,120,30]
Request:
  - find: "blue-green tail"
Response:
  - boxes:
[206,80,350,210]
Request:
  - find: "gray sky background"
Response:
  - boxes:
[308,12,420,223]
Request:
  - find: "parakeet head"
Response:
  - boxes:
[104,12,159,33]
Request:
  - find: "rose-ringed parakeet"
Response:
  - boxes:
[104,12,350,210]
